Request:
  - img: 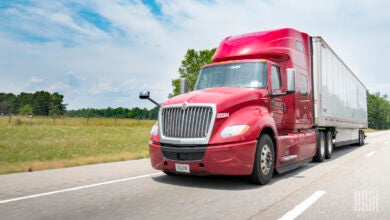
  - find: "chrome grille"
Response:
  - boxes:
[161,106,213,138]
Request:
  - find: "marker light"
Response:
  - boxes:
[150,123,158,137]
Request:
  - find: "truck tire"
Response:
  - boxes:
[358,130,365,146]
[313,131,325,162]
[325,131,333,159]
[250,134,275,185]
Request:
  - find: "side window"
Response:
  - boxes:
[300,74,308,96]
[271,65,282,92]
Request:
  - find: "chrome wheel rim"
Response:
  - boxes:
[261,144,272,175]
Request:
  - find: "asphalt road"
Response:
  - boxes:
[1,131,389,220]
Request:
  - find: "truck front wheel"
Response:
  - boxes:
[250,134,275,185]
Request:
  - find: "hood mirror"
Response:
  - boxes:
[139,90,160,107]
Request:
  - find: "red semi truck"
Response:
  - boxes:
[140,28,367,184]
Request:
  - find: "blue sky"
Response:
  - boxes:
[0,0,389,110]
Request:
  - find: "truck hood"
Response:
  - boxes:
[162,87,268,112]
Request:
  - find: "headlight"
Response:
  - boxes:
[220,125,250,138]
[150,123,158,137]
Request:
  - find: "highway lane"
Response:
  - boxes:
[0,131,389,219]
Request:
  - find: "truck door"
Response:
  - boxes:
[296,72,312,129]
[270,64,286,129]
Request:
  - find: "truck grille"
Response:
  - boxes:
[161,106,213,138]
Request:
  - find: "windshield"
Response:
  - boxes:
[195,62,267,90]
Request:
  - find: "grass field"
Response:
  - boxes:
[0,116,155,174]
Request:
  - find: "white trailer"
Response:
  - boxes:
[312,36,367,147]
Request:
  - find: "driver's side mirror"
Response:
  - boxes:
[139,90,150,99]
[286,68,296,94]
[139,90,160,107]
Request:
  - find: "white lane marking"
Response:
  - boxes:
[278,190,326,220]
[366,151,375,158]
[0,172,162,204]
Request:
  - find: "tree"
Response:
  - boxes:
[148,106,159,119]
[104,107,114,117]
[0,93,16,114]
[32,91,51,116]
[15,92,33,113]
[114,107,128,118]
[367,90,390,130]
[18,105,33,116]
[169,48,216,97]
[0,91,66,116]
[49,92,66,116]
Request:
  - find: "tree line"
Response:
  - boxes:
[0,91,159,120]
[0,91,66,116]
[66,107,158,120]
[367,91,390,130]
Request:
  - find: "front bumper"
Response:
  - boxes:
[149,140,258,175]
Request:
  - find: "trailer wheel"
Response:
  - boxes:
[313,131,325,162]
[358,130,365,146]
[250,134,275,185]
[325,131,333,159]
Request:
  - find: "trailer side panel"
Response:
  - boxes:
[312,37,367,129]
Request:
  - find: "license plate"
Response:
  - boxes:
[175,163,190,173]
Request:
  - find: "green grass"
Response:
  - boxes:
[0,116,155,174]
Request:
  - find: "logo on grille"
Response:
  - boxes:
[182,101,188,110]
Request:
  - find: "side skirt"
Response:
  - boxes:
[275,158,312,174]
[335,139,359,147]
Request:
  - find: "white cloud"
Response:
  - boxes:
[47,81,70,92]
[90,81,119,94]
[29,77,44,83]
